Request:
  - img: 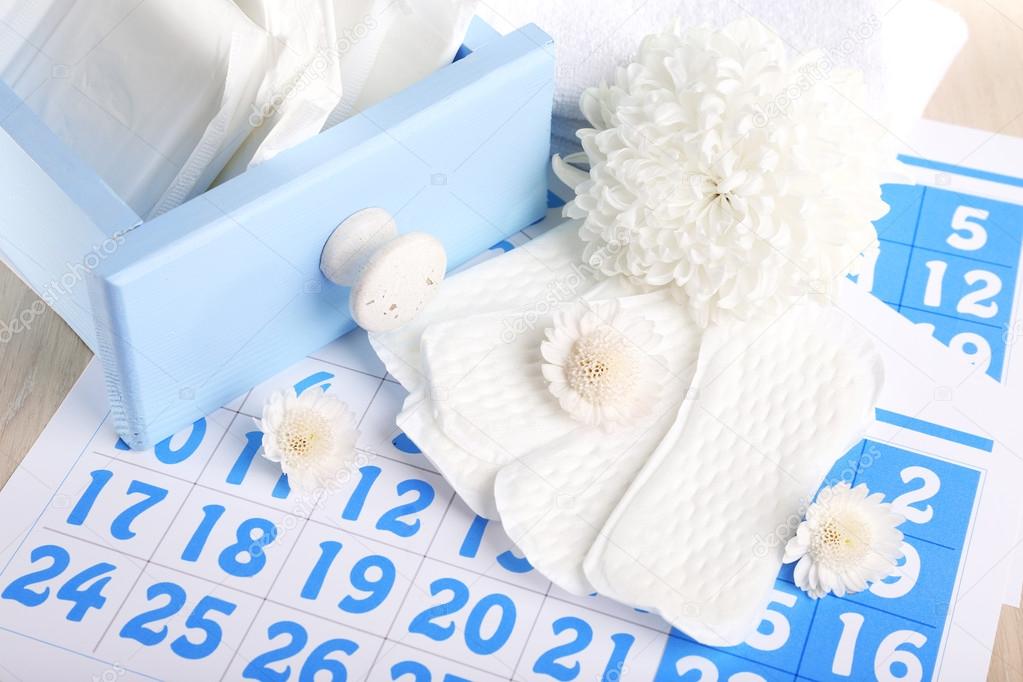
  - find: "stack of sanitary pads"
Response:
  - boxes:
[370,220,884,645]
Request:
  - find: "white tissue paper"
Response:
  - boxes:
[218,0,478,180]
[584,302,883,646]
[218,0,344,176]
[326,0,478,126]
[0,0,268,218]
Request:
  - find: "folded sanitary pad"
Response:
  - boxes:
[371,219,885,645]
[0,0,268,217]
[585,301,883,646]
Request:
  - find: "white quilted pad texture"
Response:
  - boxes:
[583,301,884,646]
[370,222,590,391]
[408,288,666,520]
[493,290,702,595]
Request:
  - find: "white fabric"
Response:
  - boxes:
[476,0,967,151]
[0,0,268,218]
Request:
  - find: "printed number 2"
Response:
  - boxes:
[890,467,940,524]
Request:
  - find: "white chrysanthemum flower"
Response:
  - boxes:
[783,482,905,599]
[257,389,360,494]
[540,300,666,429]
[554,18,892,327]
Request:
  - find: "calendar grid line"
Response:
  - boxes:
[508,579,552,680]
[0,624,163,682]
[0,416,108,580]
[90,407,249,667]
[363,494,458,681]
[894,186,928,313]
[897,303,1005,331]
[879,237,1018,271]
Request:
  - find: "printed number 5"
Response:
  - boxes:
[948,206,989,251]
[744,588,797,651]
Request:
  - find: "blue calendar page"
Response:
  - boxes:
[852,159,1023,381]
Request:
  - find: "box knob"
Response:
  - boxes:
[320,208,447,332]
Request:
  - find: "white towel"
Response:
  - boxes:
[476,0,967,152]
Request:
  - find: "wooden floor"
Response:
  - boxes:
[1,0,1021,678]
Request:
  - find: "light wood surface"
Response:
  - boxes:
[1,1,1022,678]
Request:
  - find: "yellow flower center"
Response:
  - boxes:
[276,410,332,468]
[812,516,872,568]
[566,328,640,405]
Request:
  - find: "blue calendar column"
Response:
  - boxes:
[790,440,980,681]
[900,187,1022,378]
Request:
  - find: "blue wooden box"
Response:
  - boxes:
[0,18,555,448]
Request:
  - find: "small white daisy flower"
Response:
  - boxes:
[257,388,360,494]
[783,482,905,599]
[540,300,666,429]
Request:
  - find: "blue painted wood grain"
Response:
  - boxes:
[0,81,141,348]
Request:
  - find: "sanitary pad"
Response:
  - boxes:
[371,219,885,644]
[371,221,593,393]
[0,0,268,217]
[493,291,702,594]
[584,301,884,646]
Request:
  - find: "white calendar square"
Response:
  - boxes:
[267,521,422,638]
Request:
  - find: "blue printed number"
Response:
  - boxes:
[458,515,533,574]
[66,470,168,540]
[300,541,396,614]
[242,620,358,682]
[119,582,236,660]
[226,431,291,499]
[1,545,115,621]
[408,578,517,655]
[181,504,277,577]
[533,617,636,682]
[342,467,436,538]
[390,660,471,682]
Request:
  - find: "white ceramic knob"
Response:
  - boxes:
[320,208,447,333]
